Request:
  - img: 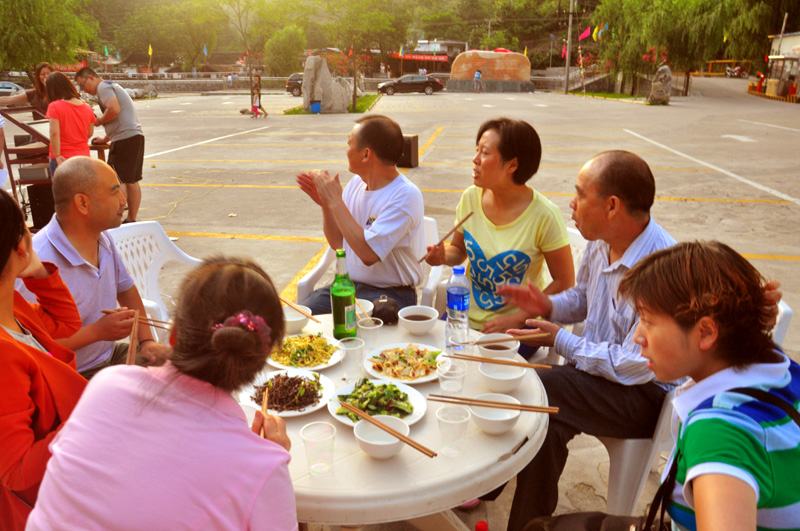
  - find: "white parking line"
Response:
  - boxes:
[738,119,800,133]
[624,129,800,206]
[144,125,271,159]
[169,110,184,114]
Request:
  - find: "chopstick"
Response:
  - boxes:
[338,402,437,458]
[101,309,171,331]
[418,212,474,263]
[259,387,269,438]
[428,394,559,414]
[280,297,321,323]
[456,332,550,346]
[444,353,551,370]
[355,299,368,321]
[125,310,139,365]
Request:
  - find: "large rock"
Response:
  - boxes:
[303,55,352,113]
[450,50,531,81]
[647,64,672,105]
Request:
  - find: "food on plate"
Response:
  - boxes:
[252,373,323,412]
[368,344,441,380]
[336,379,413,422]
[271,333,336,367]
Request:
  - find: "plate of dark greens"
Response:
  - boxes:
[241,369,335,418]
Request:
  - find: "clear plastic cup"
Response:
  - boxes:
[436,405,471,456]
[338,337,365,382]
[357,317,383,350]
[300,421,336,475]
[438,359,467,394]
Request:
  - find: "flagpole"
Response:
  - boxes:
[564,0,575,94]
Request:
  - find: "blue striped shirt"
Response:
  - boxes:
[550,219,676,386]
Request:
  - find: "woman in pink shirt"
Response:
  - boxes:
[28,257,298,530]
[45,72,95,175]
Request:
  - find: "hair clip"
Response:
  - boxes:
[211,311,271,346]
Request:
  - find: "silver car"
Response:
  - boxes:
[0,81,24,97]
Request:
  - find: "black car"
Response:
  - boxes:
[286,73,303,97]
[378,75,443,95]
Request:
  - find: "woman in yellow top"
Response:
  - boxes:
[425,117,575,334]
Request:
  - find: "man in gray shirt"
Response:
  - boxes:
[75,68,145,223]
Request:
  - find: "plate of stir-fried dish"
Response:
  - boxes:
[268,333,343,371]
[364,343,442,384]
[241,369,335,418]
[328,378,426,427]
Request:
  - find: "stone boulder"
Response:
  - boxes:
[303,55,352,113]
[451,50,531,81]
[647,64,672,105]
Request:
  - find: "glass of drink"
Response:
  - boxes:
[436,405,471,457]
[357,316,384,351]
[338,337,365,383]
[300,421,336,475]
[438,359,467,394]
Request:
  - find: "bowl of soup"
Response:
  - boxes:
[477,333,520,358]
[398,305,439,335]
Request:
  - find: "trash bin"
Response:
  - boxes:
[398,134,419,168]
[310,100,321,114]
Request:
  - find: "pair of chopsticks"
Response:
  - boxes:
[444,353,551,370]
[259,388,270,438]
[355,299,369,322]
[428,394,559,415]
[418,212,474,263]
[101,309,171,332]
[338,401,437,458]
[280,297,321,324]
[126,310,139,365]
[454,332,550,346]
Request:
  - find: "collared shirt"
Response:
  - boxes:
[550,219,676,386]
[30,215,135,371]
[27,364,297,530]
[666,352,800,530]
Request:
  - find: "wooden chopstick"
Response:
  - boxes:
[428,394,559,414]
[456,332,550,346]
[338,402,437,458]
[259,387,269,438]
[444,353,551,370]
[102,309,171,326]
[418,212,474,263]
[354,299,368,321]
[126,310,139,365]
[280,297,321,323]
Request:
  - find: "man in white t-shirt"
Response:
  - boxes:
[297,115,424,314]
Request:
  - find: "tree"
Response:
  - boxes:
[0,0,96,71]
[264,25,307,75]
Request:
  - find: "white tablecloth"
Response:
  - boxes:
[251,315,550,526]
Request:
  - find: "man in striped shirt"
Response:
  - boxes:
[496,150,676,530]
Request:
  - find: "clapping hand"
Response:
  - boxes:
[297,171,323,205]
[496,283,553,319]
[507,319,560,347]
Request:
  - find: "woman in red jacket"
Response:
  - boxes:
[0,189,86,530]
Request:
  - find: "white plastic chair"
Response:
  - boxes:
[107,221,203,323]
[774,300,793,347]
[295,216,443,307]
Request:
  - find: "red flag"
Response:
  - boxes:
[578,26,591,41]
[348,46,353,57]
[561,43,567,58]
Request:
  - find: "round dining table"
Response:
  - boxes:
[245,314,550,530]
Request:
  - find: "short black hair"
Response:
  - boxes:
[476,117,542,185]
[592,150,655,214]
[354,115,404,165]
[75,67,98,79]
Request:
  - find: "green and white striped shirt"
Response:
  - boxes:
[666,352,800,531]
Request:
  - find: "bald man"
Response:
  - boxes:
[30,156,169,378]
[481,151,677,529]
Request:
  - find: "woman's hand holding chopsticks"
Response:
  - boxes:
[251,411,291,451]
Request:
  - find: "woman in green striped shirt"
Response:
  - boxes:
[619,241,799,531]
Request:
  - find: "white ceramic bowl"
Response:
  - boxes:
[397,305,439,336]
[477,333,520,358]
[283,304,311,335]
[469,393,520,435]
[353,415,410,459]
[479,359,525,393]
[356,298,374,317]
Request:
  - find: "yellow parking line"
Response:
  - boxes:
[147,183,295,190]
[200,142,344,148]
[742,253,800,262]
[149,159,342,164]
[419,126,445,157]
[167,231,325,244]
[280,244,329,302]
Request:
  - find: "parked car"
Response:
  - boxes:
[286,73,303,97]
[0,81,24,97]
[378,75,443,95]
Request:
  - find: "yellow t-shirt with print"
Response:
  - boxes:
[455,185,569,329]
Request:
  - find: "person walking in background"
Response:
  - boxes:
[250,74,267,118]
[74,68,146,223]
[473,69,483,93]
[44,72,95,176]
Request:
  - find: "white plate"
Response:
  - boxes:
[327,378,427,428]
[267,334,343,371]
[363,342,443,385]
[239,369,335,418]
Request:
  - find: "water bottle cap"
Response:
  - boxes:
[453,265,466,275]
[475,520,489,531]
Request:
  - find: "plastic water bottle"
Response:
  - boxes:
[445,265,470,353]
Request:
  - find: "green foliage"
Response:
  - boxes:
[264,25,307,75]
[0,0,96,70]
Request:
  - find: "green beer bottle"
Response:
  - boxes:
[330,248,357,339]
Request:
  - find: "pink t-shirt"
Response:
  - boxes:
[45,99,95,159]
[27,364,298,531]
